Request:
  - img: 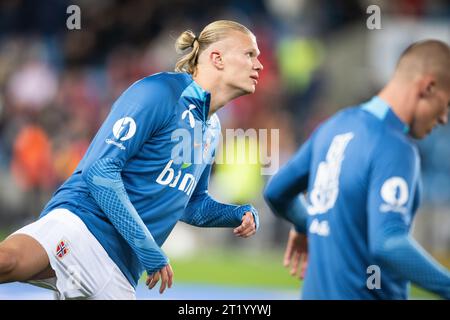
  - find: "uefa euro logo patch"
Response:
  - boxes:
[56,239,69,259]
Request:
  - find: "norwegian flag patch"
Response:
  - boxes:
[56,239,69,259]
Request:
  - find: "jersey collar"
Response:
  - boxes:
[181,75,211,122]
[362,96,410,134]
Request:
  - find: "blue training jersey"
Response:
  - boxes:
[41,72,224,287]
[264,96,450,299]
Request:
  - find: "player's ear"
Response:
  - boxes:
[418,75,436,98]
[210,51,224,70]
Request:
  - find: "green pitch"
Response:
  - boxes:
[149,248,443,300]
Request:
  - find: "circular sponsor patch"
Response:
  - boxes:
[113,117,137,141]
[380,176,409,207]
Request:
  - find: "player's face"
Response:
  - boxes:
[221,31,263,95]
[410,82,450,139]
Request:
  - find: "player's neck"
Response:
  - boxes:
[378,81,414,126]
[193,73,239,118]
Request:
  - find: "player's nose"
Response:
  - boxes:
[254,58,263,71]
[438,110,448,125]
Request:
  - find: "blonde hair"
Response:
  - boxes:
[174,20,254,75]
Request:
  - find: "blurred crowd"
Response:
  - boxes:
[0,0,449,252]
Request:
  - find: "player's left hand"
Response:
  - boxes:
[284,228,308,279]
[233,211,256,238]
[146,263,173,294]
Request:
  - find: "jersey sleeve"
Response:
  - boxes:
[368,135,450,299]
[81,77,175,168]
[181,164,259,229]
[81,77,176,275]
[263,136,312,233]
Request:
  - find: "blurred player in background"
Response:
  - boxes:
[0,20,262,299]
[264,40,450,299]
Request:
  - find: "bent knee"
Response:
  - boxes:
[0,247,18,275]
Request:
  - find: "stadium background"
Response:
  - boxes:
[0,0,449,299]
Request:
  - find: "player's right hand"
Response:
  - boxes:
[284,228,308,279]
[146,263,173,294]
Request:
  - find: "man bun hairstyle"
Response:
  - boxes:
[175,20,254,75]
